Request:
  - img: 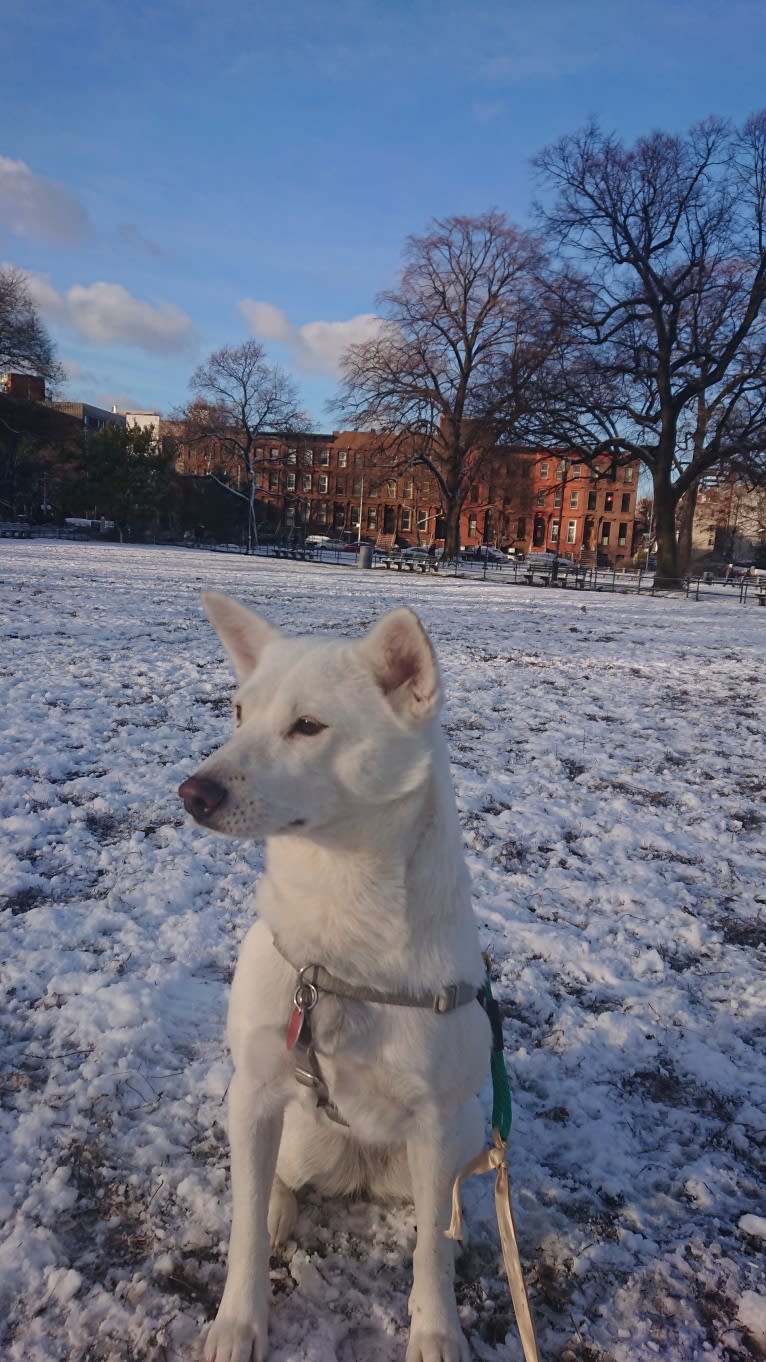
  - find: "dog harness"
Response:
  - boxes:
[272,936,480,1127]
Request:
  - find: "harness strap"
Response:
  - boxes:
[274,940,479,1014]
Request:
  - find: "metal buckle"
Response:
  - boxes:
[434,984,458,1013]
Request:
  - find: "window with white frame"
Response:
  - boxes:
[338,450,348,467]
[350,506,359,527]
[287,448,297,464]
[270,447,280,461]
[566,520,577,544]
[286,472,296,491]
[367,506,377,530]
[269,471,279,491]
[468,513,478,536]
[569,489,579,509]
[404,479,414,499]
[417,509,429,531]
[318,474,328,494]
[539,462,549,479]
[303,449,313,466]
[551,519,560,541]
[624,465,634,482]
[319,449,329,466]
[401,508,412,531]
[302,473,311,493]
[316,503,327,524]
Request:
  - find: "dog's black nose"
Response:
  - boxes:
[178,775,227,823]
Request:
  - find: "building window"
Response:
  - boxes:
[368,481,378,497]
[286,472,296,491]
[604,492,614,511]
[569,490,579,509]
[468,513,478,537]
[338,450,348,468]
[516,517,526,540]
[417,509,429,531]
[572,464,581,479]
[255,446,263,460]
[254,471,264,489]
[566,520,577,544]
[401,508,412,531]
[624,465,634,482]
[302,473,312,493]
[269,471,279,491]
[316,503,327,525]
[303,449,313,466]
[386,479,396,497]
[553,489,562,507]
[318,474,329,494]
[621,492,632,513]
[354,451,363,467]
[404,479,414,500]
[536,490,546,507]
[601,523,611,545]
[551,519,560,542]
[352,476,362,495]
[270,447,280,461]
[287,448,297,464]
[588,490,597,511]
[285,506,295,525]
[319,448,330,466]
[539,462,549,479]
[335,475,346,494]
[350,505,359,527]
[334,507,345,529]
[367,506,378,530]
[618,522,628,547]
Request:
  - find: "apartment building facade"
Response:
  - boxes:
[171,424,641,565]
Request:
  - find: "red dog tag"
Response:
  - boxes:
[286,1005,304,1051]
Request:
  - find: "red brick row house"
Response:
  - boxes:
[171,424,641,566]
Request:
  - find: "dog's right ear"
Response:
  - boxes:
[201,591,280,681]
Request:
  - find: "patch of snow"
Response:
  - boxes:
[1,541,765,1361]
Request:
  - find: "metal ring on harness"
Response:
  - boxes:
[293,980,319,1011]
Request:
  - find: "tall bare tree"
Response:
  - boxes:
[530,111,766,587]
[0,267,62,382]
[180,341,307,551]
[333,212,562,557]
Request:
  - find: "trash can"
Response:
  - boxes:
[357,543,373,569]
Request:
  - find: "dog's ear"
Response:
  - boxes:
[358,607,441,724]
[201,591,280,681]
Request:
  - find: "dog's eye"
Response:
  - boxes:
[234,703,242,728]
[287,716,327,738]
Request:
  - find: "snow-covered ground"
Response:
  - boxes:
[1,541,765,1362]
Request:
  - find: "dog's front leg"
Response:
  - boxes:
[405,1123,470,1362]
[205,1073,283,1362]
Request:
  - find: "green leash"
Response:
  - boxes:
[481,964,512,1142]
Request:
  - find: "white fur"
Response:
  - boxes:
[181,593,490,1362]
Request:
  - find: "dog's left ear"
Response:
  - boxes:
[201,591,280,681]
[358,607,441,724]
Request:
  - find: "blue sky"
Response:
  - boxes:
[3,0,765,425]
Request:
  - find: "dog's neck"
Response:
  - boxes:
[255,755,478,991]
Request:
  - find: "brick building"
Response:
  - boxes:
[171,422,641,564]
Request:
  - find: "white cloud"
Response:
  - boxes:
[238,298,384,376]
[23,271,194,354]
[0,156,90,243]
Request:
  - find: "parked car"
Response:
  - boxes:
[461,545,506,563]
[521,551,575,572]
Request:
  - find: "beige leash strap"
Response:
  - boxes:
[446,1129,540,1362]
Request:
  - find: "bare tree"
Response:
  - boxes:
[333,212,562,557]
[180,341,307,551]
[0,267,61,382]
[530,111,766,587]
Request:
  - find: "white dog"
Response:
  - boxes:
[179,593,491,1362]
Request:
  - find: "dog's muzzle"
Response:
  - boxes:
[178,775,227,824]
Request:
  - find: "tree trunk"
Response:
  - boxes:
[676,482,700,576]
[442,498,462,558]
[652,472,682,588]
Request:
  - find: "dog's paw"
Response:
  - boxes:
[204,1315,268,1362]
[267,1177,298,1246]
[405,1329,471,1362]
